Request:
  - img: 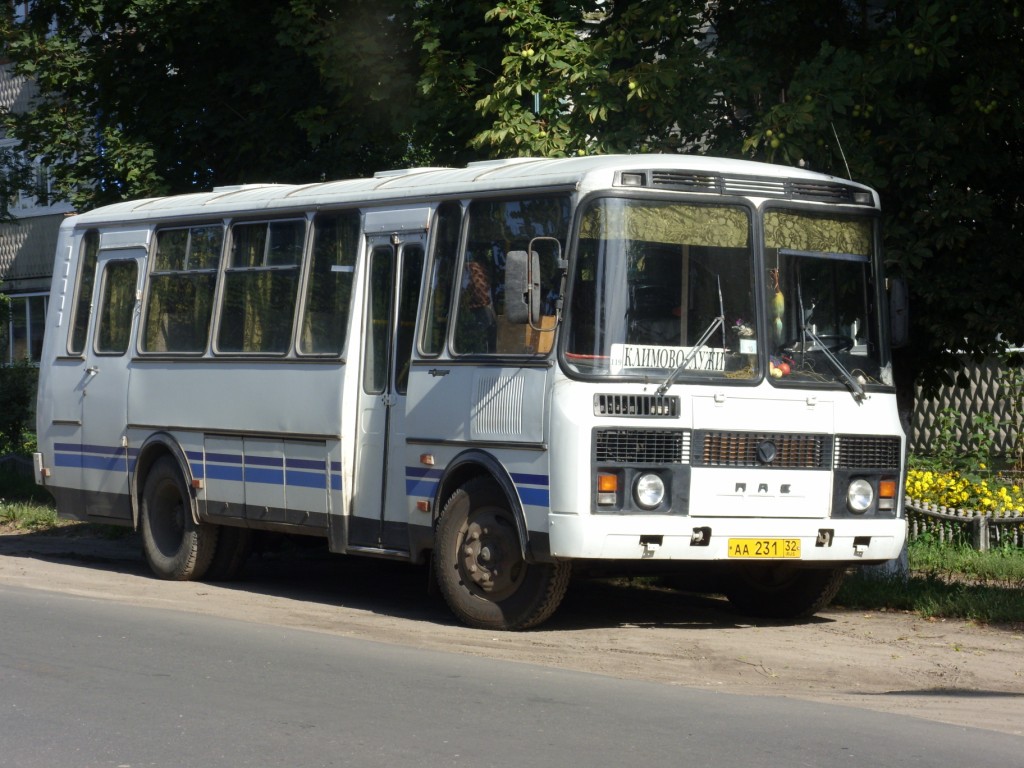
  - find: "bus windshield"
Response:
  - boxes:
[563,199,890,391]
[764,210,890,391]
[564,198,757,380]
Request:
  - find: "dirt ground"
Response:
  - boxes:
[2,527,1022,737]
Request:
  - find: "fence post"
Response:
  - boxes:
[970,515,989,551]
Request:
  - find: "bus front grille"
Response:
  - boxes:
[595,429,690,464]
[833,435,902,470]
[693,431,830,469]
[594,394,679,418]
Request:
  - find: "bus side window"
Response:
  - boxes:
[218,220,304,354]
[68,230,100,355]
[95,260,138,355]
[299,210,359,355]
[453,196,569,356]
[421,200,461,356]
[143,225,222,353]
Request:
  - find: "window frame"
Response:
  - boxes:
[296,209,361,358]
[213,217,309,356]
[140,222,225,356]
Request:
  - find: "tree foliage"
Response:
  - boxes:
[711,0,1024,390]
[2,0,1022,391]
[0,0,429,209]
[421,0,1024,390]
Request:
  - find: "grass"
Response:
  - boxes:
[0,469,126,537]
[0,497,64,532]
[837,538,1024,626]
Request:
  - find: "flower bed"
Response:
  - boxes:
[906,468,1024,515]
[905,468,1024,549]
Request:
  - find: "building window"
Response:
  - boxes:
[2,292,48,364]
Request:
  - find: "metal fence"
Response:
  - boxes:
[911,354,1022,461]
[906,498,1024,550]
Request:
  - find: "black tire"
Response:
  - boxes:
[140,456,218,581]
[725,565,845,619]
[205,525,254,581]
[434,478,571,630]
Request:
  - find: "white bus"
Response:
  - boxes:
[34,155,907,629]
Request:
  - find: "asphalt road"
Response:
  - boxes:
[1,584,1021,768]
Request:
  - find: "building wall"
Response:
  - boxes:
[2,61,74,363]
[1,212,64,293]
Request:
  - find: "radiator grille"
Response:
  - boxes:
[594,394,679,418]
[834,435,902,469]
[696,431,828,469]
[595,429,690,464]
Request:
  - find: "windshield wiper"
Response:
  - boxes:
[796,282,866,402]
[656,277,725,396]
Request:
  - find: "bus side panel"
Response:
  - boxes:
[35,226,87,519]
[127,362,343,535]
[402,363,553,558]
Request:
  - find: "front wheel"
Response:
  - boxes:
[434,478,570,630]
[725,565,845,619]
[140,456,218,581]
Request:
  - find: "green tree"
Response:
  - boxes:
[711,0,1024,393]
[4,0,1021,398]
[418,0,717,157]
[0,0,423,210]
[435,0,1023,398]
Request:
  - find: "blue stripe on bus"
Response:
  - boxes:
[287,458,327,471]
[247,455,283,468]
[511,472,549,487]
[407,466,444,479]
[406,476,440,497]
[285,470,326,489]
[404,467,550,508]
[55,444,128,473]
[518,487,550,507]
[50,441,339,495]
[245,467,284,486]
[206,452,243,464]
[206,463,244,482]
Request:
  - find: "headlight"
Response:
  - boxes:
[635,473,666,509]
[847,478,874,513]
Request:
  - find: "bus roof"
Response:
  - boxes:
[67,154,877,225]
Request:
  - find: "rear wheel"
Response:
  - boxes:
[140,456,218,581]
[725,565,845,619]
[434,478,570,630]
[205,526,254,581]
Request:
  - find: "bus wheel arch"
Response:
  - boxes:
[433,467,570,631]
[137,445,218,581]
[431,451,530,561]
[132,434,199,529]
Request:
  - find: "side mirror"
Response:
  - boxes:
[888,276,909,348]
[506,249,541,325]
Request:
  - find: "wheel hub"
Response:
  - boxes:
[458,509,524,599]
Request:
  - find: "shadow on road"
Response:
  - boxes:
[0,524,832,631]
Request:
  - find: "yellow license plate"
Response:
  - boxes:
[727,538,801,559]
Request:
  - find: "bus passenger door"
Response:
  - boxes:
[79,249,144,522]
[349,235,425,551]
